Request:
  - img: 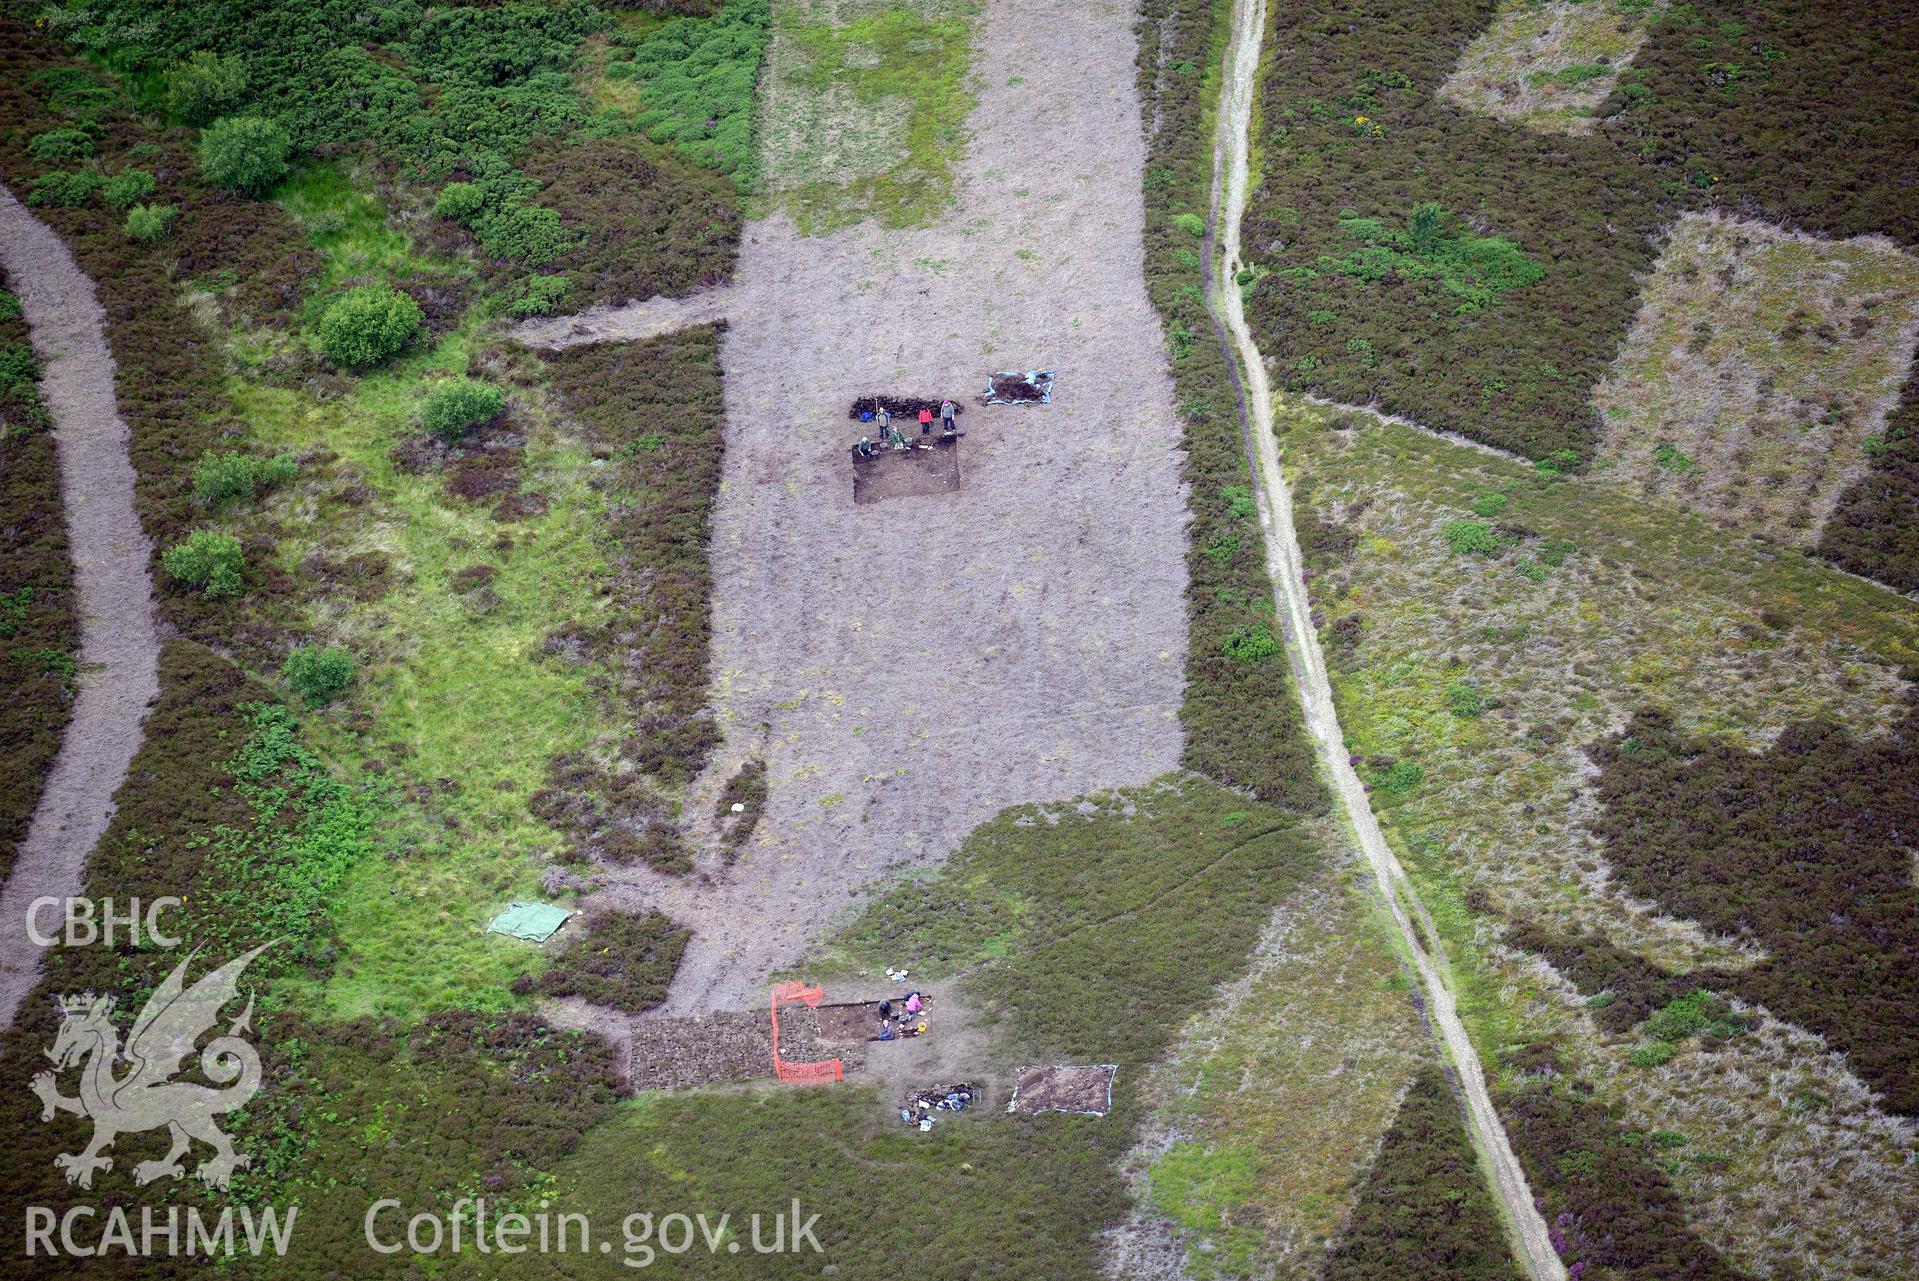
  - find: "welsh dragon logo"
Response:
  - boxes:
[32,942,274,1191]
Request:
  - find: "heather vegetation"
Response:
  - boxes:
[1323,1068,1518,1281]
[1286,402,1919,1276]
[0,273,75,885]
[1136,0,1326,812]
[1243,0,1919,597]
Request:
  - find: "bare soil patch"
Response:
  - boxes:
[598,0,1190,1014]
[1009,1064,1116,1116]
[851,436,962,503]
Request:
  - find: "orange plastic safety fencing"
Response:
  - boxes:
[769,982,844,1085]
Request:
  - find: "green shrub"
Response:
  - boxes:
[1173,212,1206,237]
[27,128,94,162]
[1470,490,1509,518]
[1441,519,1505,555]
[421,380,506,441]
[164,51,248,125]
[626,0,770,186]
[26,171,103,208]
[1445,681,1483,718]
[507,273,573,318]
[123,203,178,243]
[1627,1041,1677,1068]
[1322,204,1544,314]
[101,169,156,211]
[284,645,353,707]
[198,116,292,194]
[317,286,423,369]
[432,181,486,222]
[161,530,245,598]
[1373,759,1424,795]
[1221,623,1281,662]
[192,451,296,504]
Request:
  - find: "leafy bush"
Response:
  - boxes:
[100,168,155,210]
[283,645,353,706]
[26,170,102,208]
[197,115,291,194]
[317,285,423,369]
[1441,519,1505,555]
[1627,1041,1677,1068]
[1322,204,1544,314]
[507,272,572,318]
[625,0,770,186]
[123,202,177,242]
[1221,623,1281,662]
[27,128,93,161]
[1444,681,1482,718]
[191,451,295,504]
[161,529,245,598]
[163,51,247,125]
[421,380,506,441]
[432,181,485,222]
[1172,211,1206,237]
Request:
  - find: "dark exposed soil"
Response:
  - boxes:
[851,435,962,504]
[846,395,966,421]
[814,997,930,1043]
[986,372,1051,402]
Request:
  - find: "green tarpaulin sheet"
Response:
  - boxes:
[487,900,573,942]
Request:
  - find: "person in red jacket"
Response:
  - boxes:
[918,406,934,435]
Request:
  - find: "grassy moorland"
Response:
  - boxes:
[0,6,752,1269]
[1285,400,1919,1277]
[1242,0,1919,594]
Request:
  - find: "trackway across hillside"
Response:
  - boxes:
[0,185,159,1029]
[1204,2,1566,1277]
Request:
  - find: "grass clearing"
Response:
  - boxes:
[1440,0,1664,134]
[222,167,648,1015]
[1592,211,1919,547]
[758,0,980,232]
[819,776,1323,1065]
[507,776,1327,1280]
[1126,869,1435,1279]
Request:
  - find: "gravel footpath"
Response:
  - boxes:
[0,185,159,1028]
[597,0,1192,1014]
[1207,5,1566,1276]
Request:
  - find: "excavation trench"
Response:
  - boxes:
[1203,3,1566,1277]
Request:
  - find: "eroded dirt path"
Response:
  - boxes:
[510,285,737,350]
[0,185,160,1028]
[1205,3,1566,1277]
[596,0,1191,1015]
